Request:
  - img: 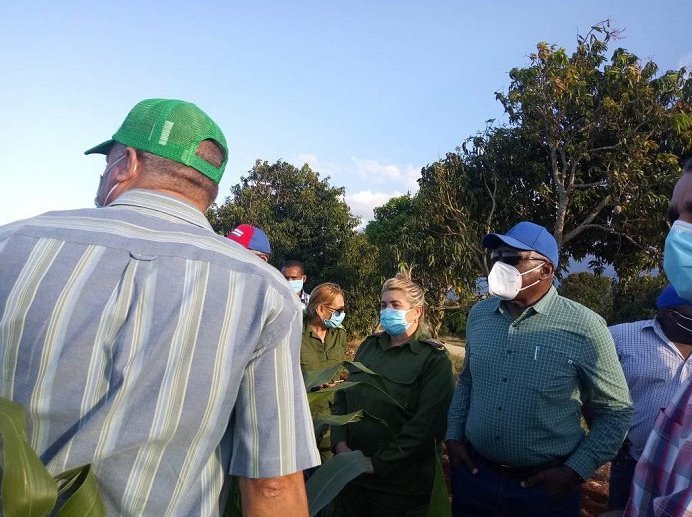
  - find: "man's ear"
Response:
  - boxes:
[112,147,141,182]
[541,262,555,279]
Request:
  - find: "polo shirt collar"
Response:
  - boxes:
[493,285,558,315]
[109,189,212,230]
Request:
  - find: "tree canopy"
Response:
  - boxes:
[208,23,690,338]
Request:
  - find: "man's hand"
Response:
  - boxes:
[521,465,582,498]
[239,472,308,516]
[333,441,353,454]
[445,440,478,475]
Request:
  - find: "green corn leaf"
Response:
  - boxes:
[303,365,343,390]
[306,450,372,517]
[426,442,452,517]
[53,465,105,516]
[0,397,57,517]
[306,382,359,405]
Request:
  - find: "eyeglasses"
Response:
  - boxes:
[325,306,345,317]
[490,251,547,267]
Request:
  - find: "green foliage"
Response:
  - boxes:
[207,159,359,291]
[0,397,105,517]
[439,309,468,339]
[558,272,614,321]
[493,21,691,277]
[611,275,667,324]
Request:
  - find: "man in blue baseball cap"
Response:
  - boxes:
[606,284,692,512]
[446,221,632,517]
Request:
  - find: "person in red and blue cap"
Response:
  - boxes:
[227,223,272,262]
[446,221,632,517]
[607,283,692,512]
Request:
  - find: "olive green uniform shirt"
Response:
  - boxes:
[446,286,633,480]
[332,329,454,496]
[300,323,346,378]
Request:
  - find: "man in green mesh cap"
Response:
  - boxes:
[0,99,319,515]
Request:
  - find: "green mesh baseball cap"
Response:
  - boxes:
[85,98,228,183]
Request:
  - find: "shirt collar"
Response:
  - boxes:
[493,285,558,316]
[378,325,428,353]
[109,189,212,230]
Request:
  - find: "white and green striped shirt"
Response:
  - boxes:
[0,189,319,516]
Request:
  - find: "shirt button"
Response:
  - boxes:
[506,350,512,355]
[495,436,501,440]
[502,377,508,383]
[497,407,502,412]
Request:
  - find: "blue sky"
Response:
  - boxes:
[1,1,690,227]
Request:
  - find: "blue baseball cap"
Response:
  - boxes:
[482,221,559,266]
[226,224,271,254]
[656,284,692,309]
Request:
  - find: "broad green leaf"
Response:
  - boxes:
[53,465,105,516]
[427,442,451,517]
[313,410,365,427]
[306,450,372,517]
[0,397,57,517]
[306,382,359,405]
[304,365,343,390]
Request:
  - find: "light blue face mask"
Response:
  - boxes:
[287,278,304,294]
[94,154,126,208]
[324,310,346,329]
[664,220,692,300]
[379,308,412,336]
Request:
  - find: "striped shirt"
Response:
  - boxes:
[0,190,319,516]
[624,380,692,517]
[447,286,633,480]
[610,319,692,460]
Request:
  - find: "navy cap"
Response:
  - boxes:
[482,221,559,266]
[656,284,692,309]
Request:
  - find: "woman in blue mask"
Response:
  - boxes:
[331,271,455,517]
[302,282,347,462]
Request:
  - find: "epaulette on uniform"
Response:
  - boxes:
[422,338,446,351]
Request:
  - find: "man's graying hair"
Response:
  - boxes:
[113,139,224,207]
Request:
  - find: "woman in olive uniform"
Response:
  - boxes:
[331,271,455,517]
[302,282,347,461]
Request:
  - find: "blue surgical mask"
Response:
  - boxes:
[664,220,692,300]
[324,310,345,329]
[380,308,413,336]
[94,154,126,208]
[287,278,304,294]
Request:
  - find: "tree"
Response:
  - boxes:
[365,191,482,337]
[207,160,360,291]
[558,272,614,321]
[611,275,667,324]
[494,21,692,277]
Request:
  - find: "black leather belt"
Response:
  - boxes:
[467,442,566,479]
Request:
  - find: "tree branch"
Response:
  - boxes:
[563,195,611,243]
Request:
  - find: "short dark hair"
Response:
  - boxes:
[281,259,305,274]
[683,156,692,173]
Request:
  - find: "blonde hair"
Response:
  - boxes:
[381,270,426,324]
[306,283,346,321]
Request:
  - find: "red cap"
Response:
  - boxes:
[226,224,271,254]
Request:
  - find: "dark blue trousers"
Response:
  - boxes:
[607,449,637,511]
[450,463,581,517]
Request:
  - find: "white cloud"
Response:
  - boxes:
[678,52,692,70]
[350,157,421,192]
[345,190,406,228]
[294,153,342,177]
